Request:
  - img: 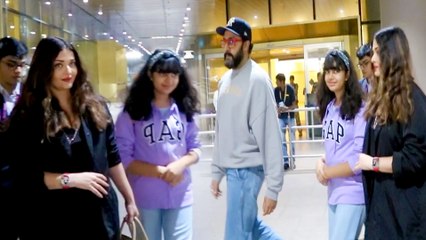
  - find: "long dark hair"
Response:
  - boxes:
[12,37,110,137]
[365,26,414,124]
[316,49,363,121]
[124,49,200,121]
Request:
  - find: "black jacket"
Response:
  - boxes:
[274,84,295,119]
[8,103,121,240]
[362,84,426,240]
[0,93,11,189]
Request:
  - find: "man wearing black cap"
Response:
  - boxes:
[211,17,283,239]
[0,36,28,240]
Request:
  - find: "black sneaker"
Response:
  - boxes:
[284,163,290,170]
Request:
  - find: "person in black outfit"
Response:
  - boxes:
[355,26,426,239]
[0,36,28,240]
[6,37,138,239]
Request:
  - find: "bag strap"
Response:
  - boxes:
[120,217,149,240]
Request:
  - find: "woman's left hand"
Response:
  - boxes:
[315,156,328,186]
[162,161,186,186]
[125,201,139,223]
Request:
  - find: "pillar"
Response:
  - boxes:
[380,0,426,91]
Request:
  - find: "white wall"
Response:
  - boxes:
[380,0,426,91]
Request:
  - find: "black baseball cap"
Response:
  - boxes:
[0,37,28,60]
[216,17,252,42]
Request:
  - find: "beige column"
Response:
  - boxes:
[96,40,128,102]
[380,0,426,91]
[76,40,128,102]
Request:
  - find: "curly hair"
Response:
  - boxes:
[124,49,200,121]
[12,37,110,137]
[364,27,414,124]
[316,49,363,121]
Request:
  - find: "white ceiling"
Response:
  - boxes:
[74,0,228,54]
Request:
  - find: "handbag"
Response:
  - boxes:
[119,217,149,240]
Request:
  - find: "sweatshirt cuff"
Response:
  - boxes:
[265,189,279,201]
[211,172,224,183]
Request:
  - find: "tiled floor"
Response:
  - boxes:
[190,143,329,240]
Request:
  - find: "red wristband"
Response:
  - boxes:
[372,157,379,172]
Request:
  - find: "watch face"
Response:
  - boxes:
[61,174,70,188]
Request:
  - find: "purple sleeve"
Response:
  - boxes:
[114,111,135,169]
[185,118,201,151]
[348,106,367,174]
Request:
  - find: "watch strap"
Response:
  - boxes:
[372,157,379,172]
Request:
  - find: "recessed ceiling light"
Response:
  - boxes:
[98,4,103,15]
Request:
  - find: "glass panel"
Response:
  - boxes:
[271,0,313,24]
[303,42,342,139]
[39,0,52,23]
[4,0,21,11]
[51,0,65,27]
[23,0,41,20]
[204,53,227,112]
[40,24,48,38]
[49,27,61,38]
[6,12,20,38]
[24,18,41,55]
[315,0,358,21]
[229,0,269,27]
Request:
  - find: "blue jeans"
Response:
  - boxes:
[328,204,365,240]
[278,117,296,163]
[225,167,282,240]
[139,205,192,240]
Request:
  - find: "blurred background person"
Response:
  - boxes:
[289,75,303,137]
[0,36,28,240]
[356,43,374,94]
[275,73,296,170]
